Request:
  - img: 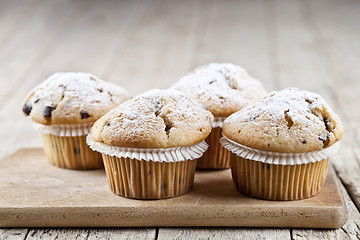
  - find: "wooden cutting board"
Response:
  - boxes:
[0,148,347,228]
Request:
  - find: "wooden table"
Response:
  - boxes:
[0,0,359,239]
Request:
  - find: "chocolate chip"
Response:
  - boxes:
[106,121,111,126]
[43,105,54,118]
[80,110,90,119]
[97,88,103,93]
[34,98,41,103]
[165,124,172,136]
[246,115,257,122]
[318,136,326,143]
[318,132,330,148]
[301,139,307,144]
[22,102,32,115]
[305,98,314,104]
[324,117,330,132]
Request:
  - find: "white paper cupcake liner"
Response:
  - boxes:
[212,117,226,128]
[220,135,339,165]
[31,121,93,137]
[86,134,209,163]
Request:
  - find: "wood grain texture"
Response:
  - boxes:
[303,0,360,214]
[0,148,347,228]
[26,229,89,240]
[273,0,360,224]
[157,228,290,240]
[24,228,157,240]
[0,0,359,238]
[0,229,28,240]
[292,184,360,240]
[87,228,156,240]
[0,0,140,159]
[271,0,360,238]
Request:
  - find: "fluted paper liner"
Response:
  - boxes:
[87,134,207,199]
[30,120,102,169]
[221,135,339,200]
[220,135,339,165]
[42,134,103,169]
[197,127,231,169]
[102,154,198,199]
[31,120,93,137]
[230,155,330,200]
[86,134,208,163]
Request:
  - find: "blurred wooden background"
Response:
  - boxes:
[1,0,360,239]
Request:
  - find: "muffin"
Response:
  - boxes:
[22,72,130,170]
[221,88,343,200]
[172,63,267,169]
[87,89,213,199]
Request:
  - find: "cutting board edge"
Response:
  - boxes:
[0,203,348,228]
[0,148,349,229]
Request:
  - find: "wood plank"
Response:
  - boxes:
[87,228,156,240]
[0,148,347,228]
[0,0,141,159]
[106,0,202,95]
[155,0,291,237]
[0,0,358,238]
[0,228,28,240]
[158,228,291,240]
[188,0,276,90]
[272,0,360,215]
[26,229,89,239]
[302,0,360,212]
[0,0,32,43]
[0,0,90,159]
[292,183,360,240]
[0,1,156,236]
[24,228,157,240]
[0,0,78,102]
[272,0,360,238]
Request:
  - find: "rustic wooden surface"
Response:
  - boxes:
[0,0,359,239]
[0,148,348,228]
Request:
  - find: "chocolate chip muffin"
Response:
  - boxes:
[22,72,130,170]
[87,89,213,199]
[221,88,343,200]
[172,63,267,169]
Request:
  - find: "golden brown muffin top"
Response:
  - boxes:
[172,63,267,117]
[91,89,214,148]
[22,72,131,125]
[223,88,343,153]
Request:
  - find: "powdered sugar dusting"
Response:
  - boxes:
[229,88,331,129]
[24,72,130,125]
[172,63,267,117]
[91,89,214,148]
[32,72,128,106]
[223,88,343,153]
